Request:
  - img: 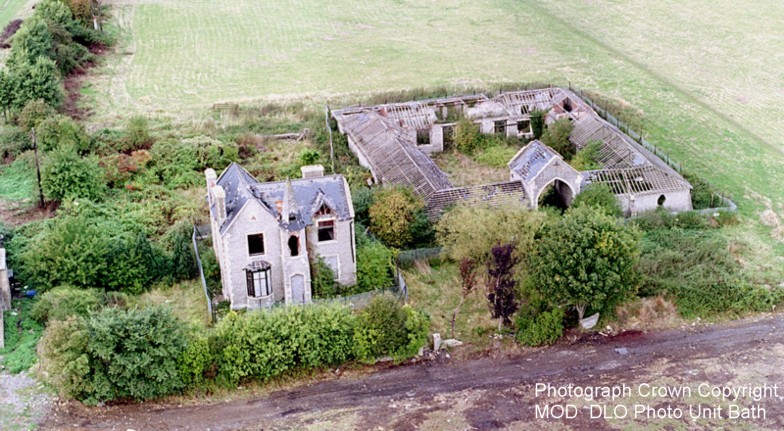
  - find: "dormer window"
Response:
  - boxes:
[315,204,333,217]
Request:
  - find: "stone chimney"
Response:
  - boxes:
[300,164,324,179]
[213,185,227,225]
[205,169,217,202]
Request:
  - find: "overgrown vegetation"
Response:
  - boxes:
[540,118,575,160]
[1,299,44,373]
[39,299,429,404]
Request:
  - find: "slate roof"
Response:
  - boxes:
[215,163,352,234]
[508,140,562,183]
[339,112,452,200]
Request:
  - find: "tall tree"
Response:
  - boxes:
[486,243,519,328]
[529,206,641,320]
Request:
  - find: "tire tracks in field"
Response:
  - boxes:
[521,0,783,158]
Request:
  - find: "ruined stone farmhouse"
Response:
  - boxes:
[205,163,356,310]
[332,87,692,217]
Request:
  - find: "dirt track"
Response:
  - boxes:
[42,315,784,430]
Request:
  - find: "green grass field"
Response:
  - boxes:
[91,0,783,250]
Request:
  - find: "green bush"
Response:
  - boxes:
[529,206,641,320]
[311,255,337,298]
[31,285,103,323]
[16,210,169,292]
[473,144,519,168]
[0,126,32,160]
[454,118,484,155]
[37,115,92,153]
[570,140,602,171]
[541,118,575,160]
[1,298,44,373]
[41,147,106,202]
[38,306,188,404]
[356,236,394,292]
[683,172,717,210]
[212,303,357,386]
[351,187,374,226]
[571,183,622,217]
[17,99,56,131]
[354,294,428,362]
[149,136,238,188]
[369,187,425,248]
[124,115,153,151]
[530,109,547,139]
[515,308,564,347]
[178,333,212,387]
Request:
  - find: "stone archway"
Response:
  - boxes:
[534,177,577,209]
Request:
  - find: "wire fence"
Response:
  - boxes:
[192,225,215,323]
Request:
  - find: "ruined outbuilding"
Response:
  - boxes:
[333,87,692,216]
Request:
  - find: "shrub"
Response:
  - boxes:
[683,172,716,210]
[0,125,31,160]
[473,144,519,168]
[530,109,547,139]
[1,298,44,373]
[149,136,238,188]
[299,149,320,165]
[356,238,394,292]
[454,118,483,155]
[436,203,549,266]
[36,114,91,153]
[17,212,110,290]
[166,220,198,281]
[570,140,602,171]
[529,206,642,320]
[571,183,623,217]
[31,286,103,323]
[311,255,337,298]
[178,333,212,387]
[212,303,357,386]
[38,306,189,404]
[541,118,575,160]
[515,308,564,347]
[17,99,57,131]
[7,56,64,111]
[369,187,424,249]
[41,147,106,202]
[351,187,374,226]
[123,115,153,151]
[354,294,428,362]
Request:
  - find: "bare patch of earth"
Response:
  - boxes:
[0,370,53,431]
[40,314,784,430]
[0,199,58,226]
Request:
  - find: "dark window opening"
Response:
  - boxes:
[318,219,335,242]
[416,129,430,146]
[494,120,506,135]
[520,105,529,115]
[247,233,265,256]
[517,120,531,134]
[563,99,573,112]
[246,268,271,297]
[657,194,666,206]
[288,235,300,256]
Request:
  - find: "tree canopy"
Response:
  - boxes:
[528,206,641,320]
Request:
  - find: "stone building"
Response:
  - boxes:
[332,87,692,217]
[205,163,357,310]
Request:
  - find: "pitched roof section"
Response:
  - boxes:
[508,140,562,183]
[340,112,452,200]
[215,163,352,233]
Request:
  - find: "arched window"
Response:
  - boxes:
[288,235,299,256]
[657,194,666,206]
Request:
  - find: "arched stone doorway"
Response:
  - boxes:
[536,178,577,210]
